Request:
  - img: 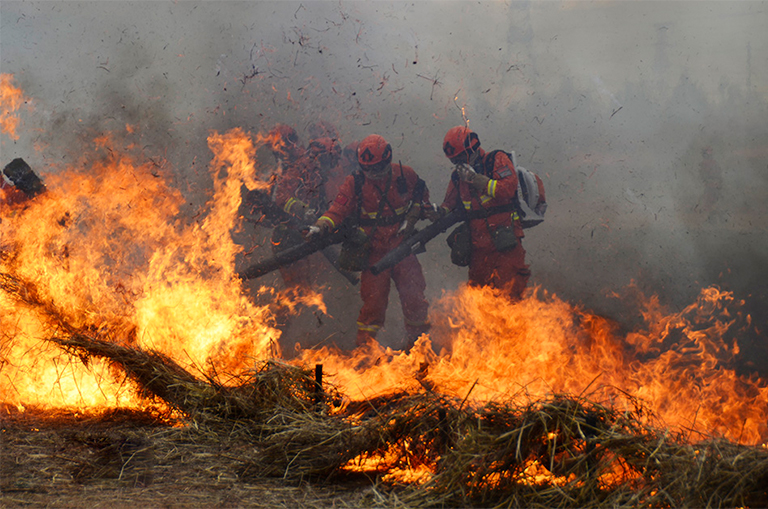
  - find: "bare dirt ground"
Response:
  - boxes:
[0,405,381,508]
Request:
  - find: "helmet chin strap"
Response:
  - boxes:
[468,150,481,166]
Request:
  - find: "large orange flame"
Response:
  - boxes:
[298,284,767,445]
[1,127,287,409]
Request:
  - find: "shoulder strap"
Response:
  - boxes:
[482,149,508,176]
[353,170,364,194]
[396,162,408,195]
[353,170,365,221]
[413,177,426,204]
[450,170,463,210]
[369,171,392,231]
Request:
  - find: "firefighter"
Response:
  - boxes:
[274,136,341,225]
[438,126,530,300]
[309,134,432,349]
[305,121,351,199]
[271,135,342,290]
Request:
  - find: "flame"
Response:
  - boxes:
[1,126,291,409]
[0,74,28,140]
[343,447,435,485]
[298,284,767,445]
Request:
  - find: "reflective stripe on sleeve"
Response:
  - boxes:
[487,179,497,198]
[317,215,336,228]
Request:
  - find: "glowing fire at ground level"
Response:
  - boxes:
[3,266,767,447]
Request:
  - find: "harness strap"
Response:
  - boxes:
[358,214,406,227]
[465,202,517,220]
[483,149,525,218]
[353,164,423,227]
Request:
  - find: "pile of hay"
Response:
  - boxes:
[41,333,768,507]
[4,270,768,507]
[48,334,326,423]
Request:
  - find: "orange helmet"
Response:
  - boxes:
[358,135,392,177]
[443,126,480,161]
[358,135,392,166]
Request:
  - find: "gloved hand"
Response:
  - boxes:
[456,163,476,182]
[305,219,332,239]
[424,203,445,222]
[305,225,321,239]
[398,205,421,237]
[470,173,491,194]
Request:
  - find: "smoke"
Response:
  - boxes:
[2,1,767,354]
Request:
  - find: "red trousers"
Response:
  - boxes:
[468,241,530,300]
[357,251,430,346]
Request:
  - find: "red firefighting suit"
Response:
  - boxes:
[318,163,432,346]
[441,148,530,300]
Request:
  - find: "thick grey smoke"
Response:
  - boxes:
[2,1,767,356]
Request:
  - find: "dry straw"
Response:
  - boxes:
[3,270,768,507]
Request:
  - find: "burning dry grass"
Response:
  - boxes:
[48,334,331,425]
[401,397,768,508]
[23,334,768,507]
[3,270,768,507]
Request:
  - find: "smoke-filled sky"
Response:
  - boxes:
[2,1,767,350]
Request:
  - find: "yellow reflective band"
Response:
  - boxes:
[318,215,335,228]
[284,197,296,213]
[366,206,407,218]
[487,179,497,198]
[512,212,520,220]
[357,322,381,332]
[463,200,472,210]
